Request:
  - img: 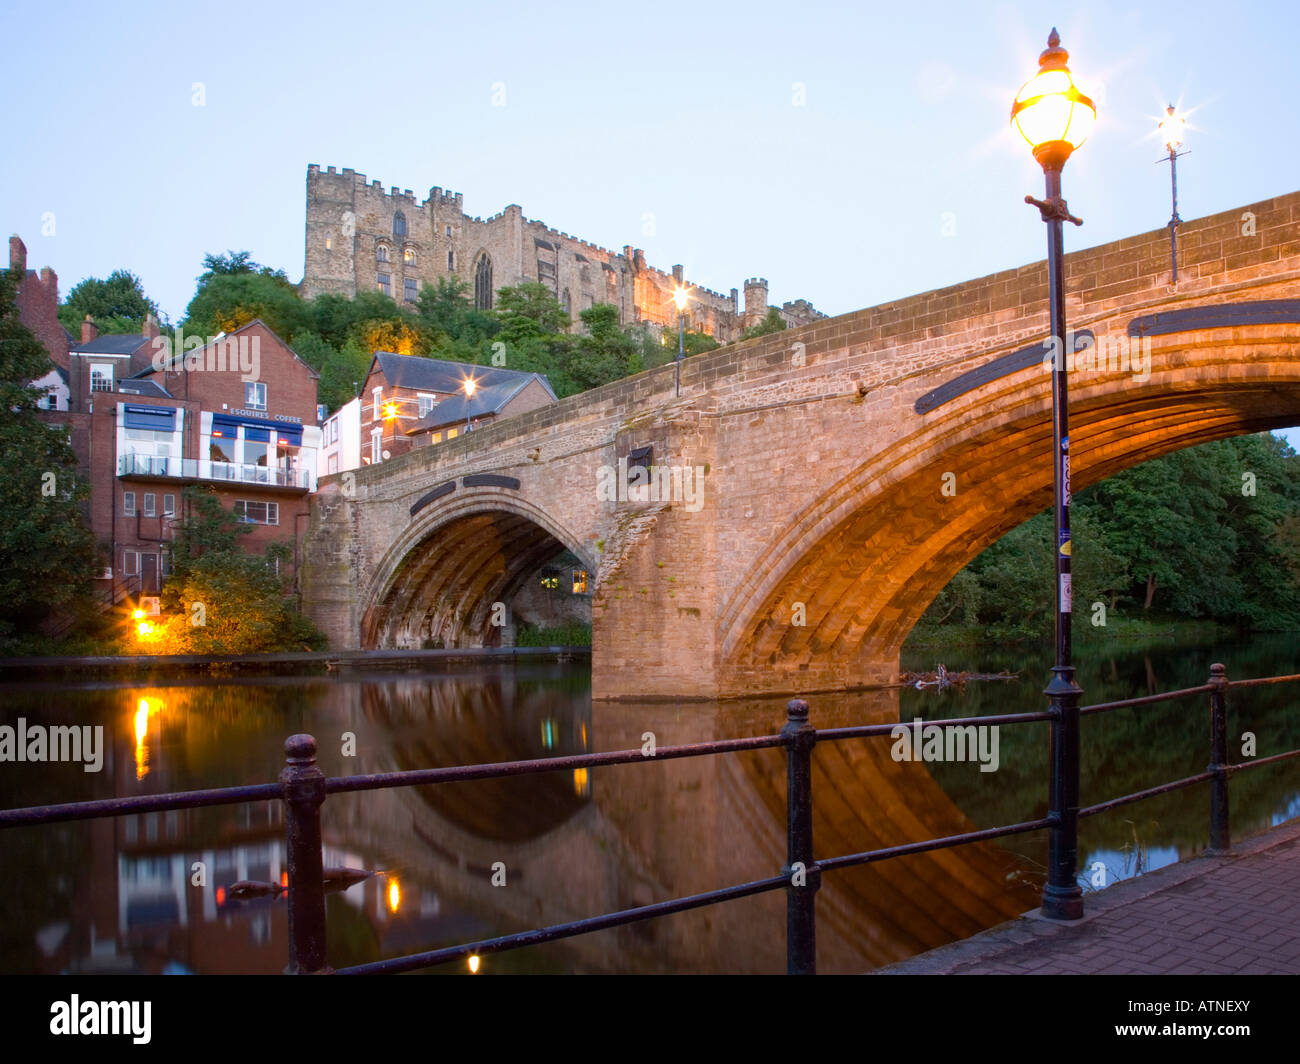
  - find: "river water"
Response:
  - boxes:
[0,635,1296,974]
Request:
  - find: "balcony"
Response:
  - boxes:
[117,453,313,491]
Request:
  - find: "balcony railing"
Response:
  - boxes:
[117,452,312,490]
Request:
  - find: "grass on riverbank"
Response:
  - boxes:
[515,622,592,647]
[904,615,1232,652]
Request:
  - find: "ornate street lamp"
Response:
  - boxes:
[463,376,477,434]
[1012,27,1095,921]
[673,286,689,397]
[1158,105,1188,282]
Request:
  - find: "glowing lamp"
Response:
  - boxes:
[1010,29,1096,171]
[1159,105,1185,152]
[468,954,481,974]
[672,286,689,312]
[382,401,399,420]
[463,378,478,398]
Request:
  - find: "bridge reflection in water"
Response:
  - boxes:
[0,668,1040,974]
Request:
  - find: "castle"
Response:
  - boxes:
[302,165,826,343]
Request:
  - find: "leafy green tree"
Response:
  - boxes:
[741,307,787,340]
[183,252,306,339]
[0,266,99,649]
[568,303,641,391]
[495,282,572,338]
[57,269,161,336]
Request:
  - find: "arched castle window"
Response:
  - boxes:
[393,211,407,238]
[377,243,390,263]
[474,254,493,310]
[325,232,333,251]
[403,247,416,266]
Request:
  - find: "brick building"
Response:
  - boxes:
[302,165,828,341]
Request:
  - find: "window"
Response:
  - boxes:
[377,272,391,297]
[124,550,138,576]
[143,493,156,517]
[377,244,390,263]
[42,392,58,410]
[331,419,339,443]
[245,381,267,410]
[404,278,418,303]
[393,211,407,238]
[123,491,136,517]
[445,225,451,237]
[417,394,437,418]
[403,247,416,265]
[233,500,279,525]
[446,427,458,440]
[327,454,338,474]
[572,570,589,594]
[163,494,175,516]
[90,364,113,392]
[447,250,454,269]
[370,428,382,464]
[474,253,493,310]
[372,387,383,420]
[325,232,333,251]
[430,431,442,443]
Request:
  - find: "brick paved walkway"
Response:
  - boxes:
[872,820,1300,975]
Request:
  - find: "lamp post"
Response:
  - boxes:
[1159,105,1188,282]
[463,376,477,434]
[673,286,689,397]
[1012,27,1095,921]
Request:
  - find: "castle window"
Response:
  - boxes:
[403,247,416,265]
[393,211,407,238]
[377,273,391,297]
[377,244,389,263]
[474,254,493,310]
[445,225,451,237]
[404,278,418,303]
[448,250,454,269]
[325,232,333,251]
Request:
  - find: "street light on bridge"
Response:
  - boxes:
[1012,27,1095,922]
[672,286,690,397]
[1158,104,1189,282]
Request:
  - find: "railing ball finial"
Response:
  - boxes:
[284,733,318,767]
[786,698,810,723]
[1210,662,1226,681]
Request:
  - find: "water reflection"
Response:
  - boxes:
[0,636,1296,974]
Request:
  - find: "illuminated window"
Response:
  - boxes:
[572,570,588,594]
[403,247,416,265]
[325,232,333,251]
[446,427,458,440]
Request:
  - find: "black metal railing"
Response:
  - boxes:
[2,663,1297,974]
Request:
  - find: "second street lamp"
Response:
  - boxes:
[1159,105,1188,283]
[1012,27,1095,921]
[673,286,689,397]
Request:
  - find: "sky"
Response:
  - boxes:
[3,0,1297,440]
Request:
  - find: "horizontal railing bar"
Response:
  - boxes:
[1227,673,1300,689]
[323,734,787,793]
[1079,771,1215,818]
[818,709,1054,742]
[1079,683,1215,716]
[817,815,1055,873]
[1230,748,1300,771]
[336,871,791,975]
[0,782,283,828]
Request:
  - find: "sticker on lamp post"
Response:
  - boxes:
[1060,574,1072,613]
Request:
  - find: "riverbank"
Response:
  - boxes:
[0,645,591,680]
[904,616,1231,652]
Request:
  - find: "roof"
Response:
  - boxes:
[118,378,171,399]
[405,375,550,434]
[72,334,150,356]
[369,351,555,399]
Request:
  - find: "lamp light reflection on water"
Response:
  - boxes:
[388,878,401,913]
[134,698,150,780]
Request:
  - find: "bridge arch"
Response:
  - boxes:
[361,489,596,649]
[717,324,1300,694]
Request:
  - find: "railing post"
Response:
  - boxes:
[1208,663,1231,854]
[1040,669,1084,920]
[281,734,331,974]
[782,698,821,975]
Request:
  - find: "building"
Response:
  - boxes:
[318,397,361,478]
[302,166,827,342]
[358,352,556,468]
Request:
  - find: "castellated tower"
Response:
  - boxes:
[303,165,822,343]
[743,278,769,331]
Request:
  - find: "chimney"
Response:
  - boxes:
[81,315,98,344]
[142,312,160,340]
[9,235,26,274]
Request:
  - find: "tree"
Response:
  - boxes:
[58,270,161,335]
[741,307,787,340]
[568,303,641,391]
[156,487,325,653]
[0,265,99,649]
[184,252,305,339]
[495,282,572,338]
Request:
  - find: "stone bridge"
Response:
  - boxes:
[300,190,1300,701]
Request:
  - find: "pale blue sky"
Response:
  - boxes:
[3,0,1297,440]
